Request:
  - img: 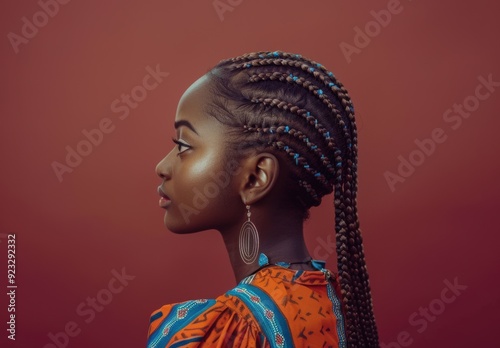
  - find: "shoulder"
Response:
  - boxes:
[146,267,343,347]
[218,265,346,347]
[146,297,266,348]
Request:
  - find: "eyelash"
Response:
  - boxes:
[171,138,191,155]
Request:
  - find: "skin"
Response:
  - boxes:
[155,74,317,283]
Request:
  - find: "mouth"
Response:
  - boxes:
[157,185,171,208]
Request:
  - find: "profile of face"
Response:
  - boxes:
[155,74,245,234]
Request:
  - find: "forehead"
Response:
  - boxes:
[176,74,210,119]
[174,74,222,136]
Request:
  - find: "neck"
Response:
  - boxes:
[219,207,312,283]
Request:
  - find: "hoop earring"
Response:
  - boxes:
[239,204,259,264]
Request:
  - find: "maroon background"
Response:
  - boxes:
[1,0,499,347]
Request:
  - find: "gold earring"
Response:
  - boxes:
[238,203,259,264]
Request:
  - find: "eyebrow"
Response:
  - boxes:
[174,120,199,135]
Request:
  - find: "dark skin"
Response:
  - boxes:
[155,74,317,283]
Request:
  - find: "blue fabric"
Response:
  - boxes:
[147,300,216,348]
[227,284,294,348]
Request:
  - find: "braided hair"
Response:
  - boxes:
[204,51,379,347]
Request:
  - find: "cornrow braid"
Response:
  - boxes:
[243,124,334,181]
[249,97,337,149]
[206,51,379,347]
[247,71,353,153]
[220,50,355,113]
[226,52,358,155]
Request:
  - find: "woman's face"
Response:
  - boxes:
[155,74,243,233]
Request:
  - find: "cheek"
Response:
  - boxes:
[175,150,229,207]
[182,147,220,184]
[166,151,242,232]
[187,153,215,178]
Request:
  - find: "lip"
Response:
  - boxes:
[157,185,171,208]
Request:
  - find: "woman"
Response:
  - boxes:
[148,51,379,347]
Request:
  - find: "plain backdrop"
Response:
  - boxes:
[1,0,499,347]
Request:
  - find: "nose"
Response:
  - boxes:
[155,150,174,180]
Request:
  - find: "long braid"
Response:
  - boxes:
[207,51,379,347]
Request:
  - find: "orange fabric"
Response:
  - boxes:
[146,264,346,347]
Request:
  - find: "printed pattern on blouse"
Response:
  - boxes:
[147,265,347,348]
[147,299,217,348]
[226,284,294,347]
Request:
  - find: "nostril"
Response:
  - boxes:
[156,168,168,180]
[156,165,171,180]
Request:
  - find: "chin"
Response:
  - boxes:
[163,214,202,234]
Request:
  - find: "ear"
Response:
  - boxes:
[238,152,280,205]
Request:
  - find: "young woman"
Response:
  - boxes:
[148,51,379,347]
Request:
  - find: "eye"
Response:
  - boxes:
[171,138,191,156]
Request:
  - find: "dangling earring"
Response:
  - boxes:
[239,203,259,264]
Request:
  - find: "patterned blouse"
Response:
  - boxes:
[146,256,347,348]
